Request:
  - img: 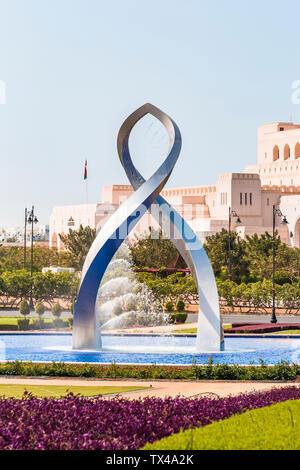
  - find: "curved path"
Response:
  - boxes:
[0,376,297,399]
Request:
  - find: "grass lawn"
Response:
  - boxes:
[0,316,56,325]
[173,325,232,334]
[0,317,24,325]
[0,316,70,330]
[143,399,300,450]
[272,330,300,335]
[0,384,149,398]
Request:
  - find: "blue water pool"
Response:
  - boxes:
[1,333,300,365]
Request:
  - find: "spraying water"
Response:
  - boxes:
[96,253,169,331]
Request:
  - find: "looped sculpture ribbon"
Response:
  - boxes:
[72,103,223,351]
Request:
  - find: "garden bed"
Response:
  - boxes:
[227,323,300,334]
[0,386,300,449]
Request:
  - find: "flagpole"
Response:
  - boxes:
[84,159,88,204]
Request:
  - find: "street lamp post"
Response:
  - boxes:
[27,206,38,311]
[271,205,288,324]
[24,208,27,269]
[228,207,242,281]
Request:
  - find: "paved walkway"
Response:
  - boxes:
[0,376,297,399]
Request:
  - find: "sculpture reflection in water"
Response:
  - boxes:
[72,103,224,351]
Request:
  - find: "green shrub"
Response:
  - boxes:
[169,313,188,324]
[165,301,175,312]
[175,313,187,323]
[31,318,45,330]
[0,324,18,331]
[0,359,298,381]
[52,318,65,329]
[51,303,61,318]
[17,318,30,331]
[176,299,185,312]
[19,300,30,316]
[68,318,73,328]
[35,302,45,316]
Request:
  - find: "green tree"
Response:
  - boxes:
[135,272,197,304]
[32,271,79,307]
[1,270,32,306]
[203,229,249,283]
[129,229,179,268]
[0,245,71,272]
[245,232,300,283]
[59,225,97,270]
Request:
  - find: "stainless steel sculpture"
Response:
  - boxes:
[72,103,224,351]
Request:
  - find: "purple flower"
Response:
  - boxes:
[0,386,299,450]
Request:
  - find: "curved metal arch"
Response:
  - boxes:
[72,103,223,351]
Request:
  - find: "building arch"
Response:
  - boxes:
[51,232,58,248]
[293,218,300,248]
[284,144,290,160]
[295,143,300,159]
[273,145,279,161]
[59,232,65,251]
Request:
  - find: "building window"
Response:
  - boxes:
[267,198,270,206]
[284,144,290,160]
[245,193,247,205]
[240,193,242,205]
[273,145,279,161]
[250,193,252,205]
[295,143,300,159]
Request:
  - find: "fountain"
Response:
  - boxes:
[1,105,300,366]
[72,103,224,352]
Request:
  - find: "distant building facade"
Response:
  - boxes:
[1,224,49,245]
[50,122,300,250]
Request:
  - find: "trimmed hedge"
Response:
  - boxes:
[0,359,299,381]
[0,320,71,331]
[17,319,30,331]
[169,313,188,324]
[0,324,18,331]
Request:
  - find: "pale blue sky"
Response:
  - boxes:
[1,0,300,226]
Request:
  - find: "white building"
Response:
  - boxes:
[50,121,300,250]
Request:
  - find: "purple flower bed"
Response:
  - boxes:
[0,386,300,449]
[227,323,300,333]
